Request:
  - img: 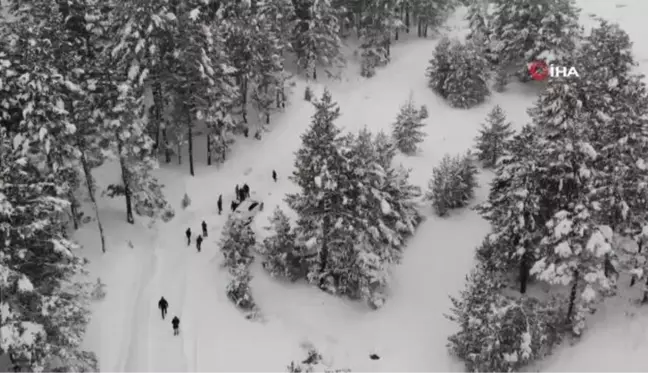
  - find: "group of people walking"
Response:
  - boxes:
[158,170,279,336]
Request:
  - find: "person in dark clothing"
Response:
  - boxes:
[185,228,191,246]
[231,200,239,212]
[196,235,203,252]
[201,221,208,237]
[238,188,246,202]
[242,184,250,199]
[235,185,239,200]
[158,297,168,319]
[172,316,180,335]
[272,170,277,182]
[217,194,223,215]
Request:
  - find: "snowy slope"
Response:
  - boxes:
[77,0,648,371]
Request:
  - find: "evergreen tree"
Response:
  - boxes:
[426,153,478,216]
[465,0,489,45]
[447,265,563,372]
[391,94,427,155]
[292,0,345,80]
[488,0,581,84]
[261,207,302,280]
[374,130,397,170]
[474,105,514,168]
[475,125,546,292]
[358,0,399,77]
[220,216,256,269]
[427,38,490,108]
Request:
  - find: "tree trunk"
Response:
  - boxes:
[313,66,318,80]
[118,153,134,224]
[318,214,331,286]
[266,112,270,124]
[242,76,248,124]
[177,141,182,165]
[187,112,194,176]
[395,29,399,41]
[152,80,164,152]
[80,150,107,252]
[566,270,579,322]
[405,7,410,32]
[642,276,648,304]
[519,251,531,294]
[163,126,171,163]
[68,190,80,230]
[207,135,211,165]
[417,19,422,37]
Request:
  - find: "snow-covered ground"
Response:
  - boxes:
[76,0,648,371]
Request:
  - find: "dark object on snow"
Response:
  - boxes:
[369,354,380,360]
[196,235,203,252]
[242,184,250,199]
[172,316,180,335]
[231,201,239,212]
[201,221,207,237]
[243,127,249,137]
[217,194,223,215]
[158,297,168,319]
[272,170,277,182]
[235,185,239,200]
[248,202,259,211]
[259,202,264,211]
[185,228,191,246]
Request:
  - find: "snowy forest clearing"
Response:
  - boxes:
[3,0,648,371]
[74,0,648,370]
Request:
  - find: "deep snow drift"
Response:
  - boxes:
[76,0,648,371]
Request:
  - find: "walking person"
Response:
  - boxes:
[242,184,250,199]
[272,170,277,182]
[158,297,168,319]
[235,185,239,201]
[185,228,191,246]
[217,194,223,215]
[231,200,238,212]
[201,220,208,237]
[196,235,203,252]
[172,316,180,335]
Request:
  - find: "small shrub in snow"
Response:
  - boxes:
[446,265,563,372]
[426,152,478,216]
[426,38,490,108]
[287,347,350,373]
[91,278,107,301]
[220,217,256,269]
[304,86,313,101]
[474,105,514,168]
[260,207,307,281]
[226,263,256,310]
[181,193,191,209]
[391,94,427,155]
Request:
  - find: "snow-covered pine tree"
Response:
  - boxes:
[488,0,580,84]
[358,0,400,77]
[373,129,397,170]
[391,94,427,154]
[409,0,455,37]
[475,125,545,292]
[0,114,97,372]
[286,89,350,286]
[426,36,453,95]
[220,216,257,269]
[261,207,301,280]
[447,264,563,372]
[465,0,489,45]
[442,40,490,108]
[426,152,478,216]
[292,0,345,80]
[474,105,514,168]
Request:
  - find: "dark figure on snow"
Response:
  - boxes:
[235,185,239,200]
[238,188,245,202]
[231,200,239,212]
[272,170,277,182]
[217,194,223,215]
[243,128,249,137]
[201,221,207,237]
[172,316,180,335]
[196,235,203,252]
[185,228,191,246]
[242,183,250,199]
[158,297,168,319]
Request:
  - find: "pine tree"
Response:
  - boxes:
[443,41,490,108]
[426,36,453,95]
[374,130,397,170]
[465,0,489,45]
[220,216,256,270]
[475,125,546,292]
[447,265,563,372]
[391,94,427,154]
[292,0,345,80]
[488,0,581,83]
[474,105,514,168]
[261,207,301,280]
[358,0,399,77]
[426,153,478,216]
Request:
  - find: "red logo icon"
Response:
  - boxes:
[528,61,549,81]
